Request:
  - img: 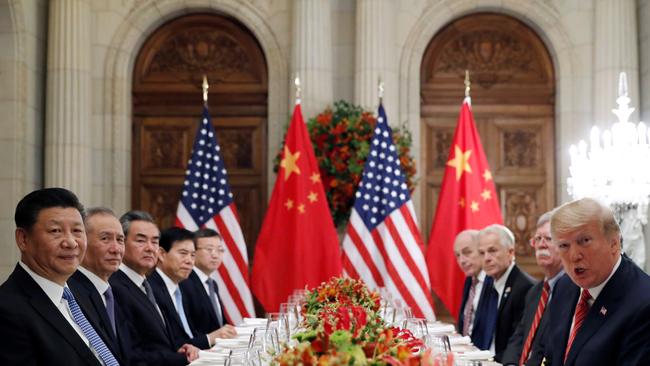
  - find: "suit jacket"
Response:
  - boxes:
[179,270,226,335]
[502,277,558,366]
[68,270,132,364]
[493,264,536,363]
[543,256,650,366]
[109,269,188,366]
[0,264,102,366]
[148,270,210,349]
[457,275,492,337]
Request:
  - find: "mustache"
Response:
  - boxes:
[535,249,551,258]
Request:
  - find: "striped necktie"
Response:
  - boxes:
[462,276,478,336]
[63,287,120,366]
[564,289,591,362]
[519,281,550,365]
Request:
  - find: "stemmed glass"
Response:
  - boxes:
[401,317,428,339]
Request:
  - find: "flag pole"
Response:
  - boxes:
[464,70,471,105]
[378,77,384,106]
[202,74,209,107]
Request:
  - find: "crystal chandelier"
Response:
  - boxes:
[567,72,650,223]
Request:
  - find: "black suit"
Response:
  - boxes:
[502,276,560,366]
[179,270,226,335]
[68,270,131,365]
[494,265,536,363]
[148,270,210,349]
[0,264,102,366]
[543,256,650,366]
[109,269,188,366]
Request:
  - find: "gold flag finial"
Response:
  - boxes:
[202,75,209,106]
[464,70,471,98]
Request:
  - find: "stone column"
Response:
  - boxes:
[594,0,640,127]
[355,0,397,122]
[291,0,333,119]
[45,0,92,202]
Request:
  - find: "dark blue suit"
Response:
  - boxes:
[109,269,188,366]
[0,264,103,366]
[68,270,131,365]
[179,270,227,334]
[457,275,492,338]
[543,256,650,366]
[148,270,210,349]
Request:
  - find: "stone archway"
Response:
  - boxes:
[131,13,268,250]
[420,13,556,278]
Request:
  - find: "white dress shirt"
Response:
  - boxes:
[119,263,147,293]
[78,266,110,306]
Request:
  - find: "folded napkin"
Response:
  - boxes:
[455,350,494,360]
[242,317,268,325]
[449,335,471,345]
[426,323,456,334]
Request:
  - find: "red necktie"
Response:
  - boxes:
[564,289,592,363]
[462,277,478,336]
[519,281,550,365]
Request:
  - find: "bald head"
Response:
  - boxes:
[453,229,482,277]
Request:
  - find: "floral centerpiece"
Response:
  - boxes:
[272,278,446,366]
[275,101,417,228]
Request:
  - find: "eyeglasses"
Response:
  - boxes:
[532,235,552,244]
[197,247,225,254]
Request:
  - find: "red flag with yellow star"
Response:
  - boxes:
[426,98,503,319]
[251,103,342,312]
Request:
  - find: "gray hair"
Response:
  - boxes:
[84,207,117,223]
[455,229,479,246]
[119,210,155,236]
[536,210,554,228]
[479,224,515,249]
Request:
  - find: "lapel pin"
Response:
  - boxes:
[600,306,607,316]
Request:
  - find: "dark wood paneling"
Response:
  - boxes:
[132,13,267,250]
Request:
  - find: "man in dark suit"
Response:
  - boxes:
[475,224,535,362]
[0,188,120,366]
[109,211,198,366]
[180,228,236,338]
[542,198,650,366]
[149,227,228,349]
[502,211,564,366]
[68,207,131,364]
[454,229,488,340]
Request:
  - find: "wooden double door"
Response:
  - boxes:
[421,13,556,279]
[131,13,267,255]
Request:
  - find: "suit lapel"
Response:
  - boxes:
[565,259,628,365]
[75,272,117,340]
[191,271,219,327]
[149,271,185,334]
[14,267,99,366]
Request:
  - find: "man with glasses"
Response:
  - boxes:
[149,227,234,348]
[502,211,564,366]
[180,228,236,338]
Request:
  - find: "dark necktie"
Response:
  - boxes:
[462,277,478,336]
[564,289,591,362]
[63,288,120,366]
[104,286,117,336]
[208,278,224,326]
[519,281,550,365]
[142,279,165,324]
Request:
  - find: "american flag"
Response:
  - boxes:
[342,104,435,320]
[175,106,255,324]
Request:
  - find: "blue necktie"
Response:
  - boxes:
[63,287,120,366]
[104,286,116,336]
[174,288,193,338]
[208,278,224,326]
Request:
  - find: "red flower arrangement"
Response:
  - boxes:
[273,277,438,366]
[274,101,417,228]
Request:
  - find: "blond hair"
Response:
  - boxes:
[550,198,620,241]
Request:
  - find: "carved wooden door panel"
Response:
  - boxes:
[421,13,555,281]
[132,14,267,252]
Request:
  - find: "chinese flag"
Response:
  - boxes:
[251,103,342,312]
[426,98,503,319]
